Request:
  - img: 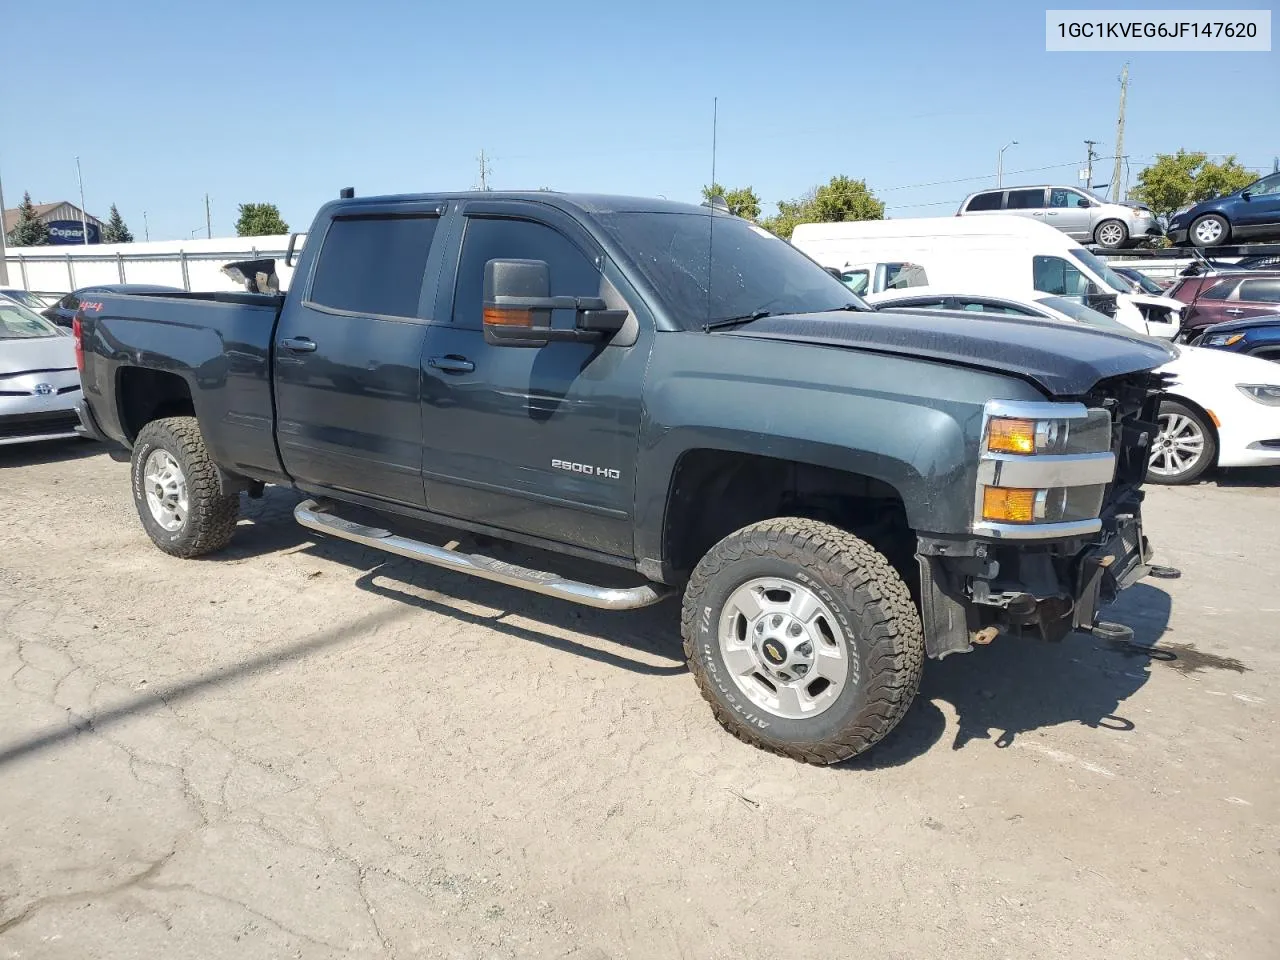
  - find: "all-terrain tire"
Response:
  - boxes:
[681,517,925,765]
[131,416,239,557]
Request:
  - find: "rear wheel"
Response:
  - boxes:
[131,416,239,557]
[1190,214,1230,248]
[1147,400,1216,485]
[681,518,924,765]
[1094,219,1129,249]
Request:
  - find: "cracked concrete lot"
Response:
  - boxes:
[1,439,1277,959]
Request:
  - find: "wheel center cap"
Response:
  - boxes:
[761,639,787,665]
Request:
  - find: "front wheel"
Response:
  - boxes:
[1094,219,1129,249]
[1190,214,1230,248]
[131,416,240,557]
[1147,400,1217,485]
[681,518,925,765]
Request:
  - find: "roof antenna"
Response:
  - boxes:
[705,96,718,325]
[339,187,355,199]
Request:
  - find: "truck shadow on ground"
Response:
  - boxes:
[0,437,104,468]
[854,580,1248,769]
[224,488,1248,768]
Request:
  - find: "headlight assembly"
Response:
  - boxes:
[1237,384,1280,406]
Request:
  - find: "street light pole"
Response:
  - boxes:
[997,140,1018,187]
[74,156,90,244]
[0,160,9,285]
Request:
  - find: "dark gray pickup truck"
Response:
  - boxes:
[74,190,1176,764]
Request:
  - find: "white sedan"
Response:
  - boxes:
[866,287,1280,484]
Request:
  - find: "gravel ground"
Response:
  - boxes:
[1,439,1276,960]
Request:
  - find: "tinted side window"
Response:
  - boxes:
[965,192,1003,212]
[308,215,439,318]
[1033,255,1090,296]
[1007,189,1046,210]
[452,217,600,329]
[884,263,928,289]
[61,294,81,310]
[1201,279,1239,301]
[1238,279,1280,303]
[960,300,1038,316]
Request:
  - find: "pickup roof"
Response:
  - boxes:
[75,191,1176,764]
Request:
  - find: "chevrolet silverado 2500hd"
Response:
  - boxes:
[74,191,1176,764]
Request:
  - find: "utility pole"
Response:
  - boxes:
[476,149,491,191]
[143,210,149,242]
[1110,63,1129,201]
[74,156,90,244]
[1083,140,1098,192]
[205,193,212,238]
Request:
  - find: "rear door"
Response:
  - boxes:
[1222,278,1280,323]
[418,200,650,558]
[1235,173,1280,234]
[273,202,447,506]
[1006,188,1049,228]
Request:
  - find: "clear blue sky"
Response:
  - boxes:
[4,0,1275,240]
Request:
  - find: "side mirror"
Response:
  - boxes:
[1242,191,1253,201]
[1076,198,1091,207]
[824,266,843,279]
[482,259,627,348]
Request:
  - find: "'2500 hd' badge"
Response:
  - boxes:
[551,459,621,480]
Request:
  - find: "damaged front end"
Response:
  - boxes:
[916,371,1168,659]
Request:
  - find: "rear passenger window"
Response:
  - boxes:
[1237,279,1280,303]
[1033,256,1091,296]
[1201,279,1239,301]
[965,192,1003,212]
[1007,189,1046,210]
[452,217,601,329]
[884,263,928,289]
[308,215,439,318]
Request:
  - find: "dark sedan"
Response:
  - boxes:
[43,283,184,328]
[1196,316,1280,362]
[1167,171,1280,247]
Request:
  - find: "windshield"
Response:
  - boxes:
[594,212,865,327]
[1,290,49,310]
[0,301,61,339]
[1120,269,1164,295]
[1036,296,1136,334]
[1069,247,1134,294]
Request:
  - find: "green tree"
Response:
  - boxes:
[8,192,50,246]
[1130,150,1258,219]
[701,183,762,221]
[760,175,885,240]
[235,202,289,237]
[101,203,134,243]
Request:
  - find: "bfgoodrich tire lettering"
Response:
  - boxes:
[131,416,239,557]
[681,517,925,764]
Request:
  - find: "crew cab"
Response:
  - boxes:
[74,191,1176,765]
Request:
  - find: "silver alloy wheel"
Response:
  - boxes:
[1149,411,1206,479]
[717,577,850,720]
[1097,222,1125,247]
[1193,217,1224,245]
[143,449,189,532]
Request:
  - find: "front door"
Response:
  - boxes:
[419,203,650,558]
[1236,173,1280,236]
[273,205,446,506]
[1047,188,1093,240]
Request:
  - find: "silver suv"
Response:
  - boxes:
[957,185,1162,249]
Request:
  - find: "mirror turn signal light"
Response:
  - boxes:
[482,306,533,327]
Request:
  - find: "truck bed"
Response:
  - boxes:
[77,290,287,482]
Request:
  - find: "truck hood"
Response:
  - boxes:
[0,335,76,377]
[719,310,1177,397]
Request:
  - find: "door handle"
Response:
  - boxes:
[1225,308,1245,315]
[279,336,318,353]
[428,355,475,374]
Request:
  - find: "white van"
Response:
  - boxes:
[790,215,1183,339]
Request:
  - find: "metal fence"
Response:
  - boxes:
[3,237,305,297]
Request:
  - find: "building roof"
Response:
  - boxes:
[3,201,103,234]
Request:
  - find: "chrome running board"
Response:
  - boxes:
[294,499,669,611]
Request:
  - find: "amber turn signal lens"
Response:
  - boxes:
[987,418,1037,455]
[482,306,532,327]
[982,486,1037,523]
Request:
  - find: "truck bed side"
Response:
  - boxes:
[78,291,288,484]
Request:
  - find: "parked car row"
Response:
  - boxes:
[954,172,1280,250]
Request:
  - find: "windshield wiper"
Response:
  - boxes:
[702,309,773,333]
